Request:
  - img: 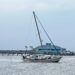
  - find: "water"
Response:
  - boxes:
[0,55,75,75]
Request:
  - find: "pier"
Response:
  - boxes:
[0,50,75,56]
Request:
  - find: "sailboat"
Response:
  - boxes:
[22,11,62,63]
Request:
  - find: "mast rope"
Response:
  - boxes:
[35,15,57,49]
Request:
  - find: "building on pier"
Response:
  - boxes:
[35,43,66,54]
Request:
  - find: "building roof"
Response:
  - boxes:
[36,43,66,50]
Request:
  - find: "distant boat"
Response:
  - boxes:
[22,11,62,63]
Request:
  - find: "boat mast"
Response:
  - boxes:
[34,13,57,50]
[33,11,43,47]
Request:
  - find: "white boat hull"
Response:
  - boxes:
[22,55,62,63]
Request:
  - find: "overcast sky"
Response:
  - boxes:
[0,0,75,51]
